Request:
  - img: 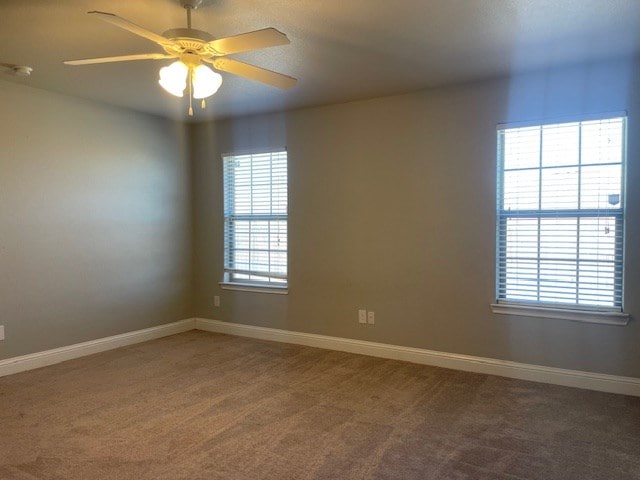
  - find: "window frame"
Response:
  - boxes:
[220,149,289,294]
[491,114,629,325]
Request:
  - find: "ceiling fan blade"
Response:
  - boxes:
[207,28,290,56]
[210,58,297,89]
[88,11,173,47]
[64,53,176,66]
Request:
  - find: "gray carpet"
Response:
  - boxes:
[1,330,639,479]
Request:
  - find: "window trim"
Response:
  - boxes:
[491,302,629,325]
[496,111,627,131]
[222,149,289,292]
[219,281,289,295]
[493,114,629,324]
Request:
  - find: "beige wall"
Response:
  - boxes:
[2,57,638,377]
[0,80,192,359]
[192,57,640,377]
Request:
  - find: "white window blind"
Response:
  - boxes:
[496,117,626,310]
[223,150,288,287]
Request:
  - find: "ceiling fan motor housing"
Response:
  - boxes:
[162,28,215,56]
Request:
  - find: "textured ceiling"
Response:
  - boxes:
[1,0,640,121]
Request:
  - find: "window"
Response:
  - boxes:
[222,150,288,291]
[494,116,628,323]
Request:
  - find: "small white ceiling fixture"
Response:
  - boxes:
[1,63,33,77]
[64,0,297,116]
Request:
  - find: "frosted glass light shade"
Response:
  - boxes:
[192,64,223,99]
[158,61,189,97]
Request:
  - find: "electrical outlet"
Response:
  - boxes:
[214,295,220,307]
[367,311,375,325]
[358,309,367,324]
[0,325,4,341]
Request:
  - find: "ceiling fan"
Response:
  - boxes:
[64,0,297,116]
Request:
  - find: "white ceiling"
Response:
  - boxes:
[2,0,640,121]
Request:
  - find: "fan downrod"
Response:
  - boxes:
[179,0,204,29]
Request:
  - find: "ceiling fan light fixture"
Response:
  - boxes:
[65,7,296,117]
[158,61,188,97]
[192,64,223,99]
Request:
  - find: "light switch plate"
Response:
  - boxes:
[367,311,375,325]
[0,325,4,341]
[358,309,367,324]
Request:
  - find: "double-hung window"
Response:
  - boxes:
[222,150,288,291]
[494,116,628,323]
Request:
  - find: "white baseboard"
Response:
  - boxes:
[0,319,195,378]
[3,317,638,397]
[195,318,640,397]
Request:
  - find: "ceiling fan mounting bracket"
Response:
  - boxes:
[179,0,203,10]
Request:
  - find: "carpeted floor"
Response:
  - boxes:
[1,330,639,479]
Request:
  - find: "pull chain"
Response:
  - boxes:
[188,68,194,116]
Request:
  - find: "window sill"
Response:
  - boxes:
[491,303,630,326]
[220,282,288,295]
